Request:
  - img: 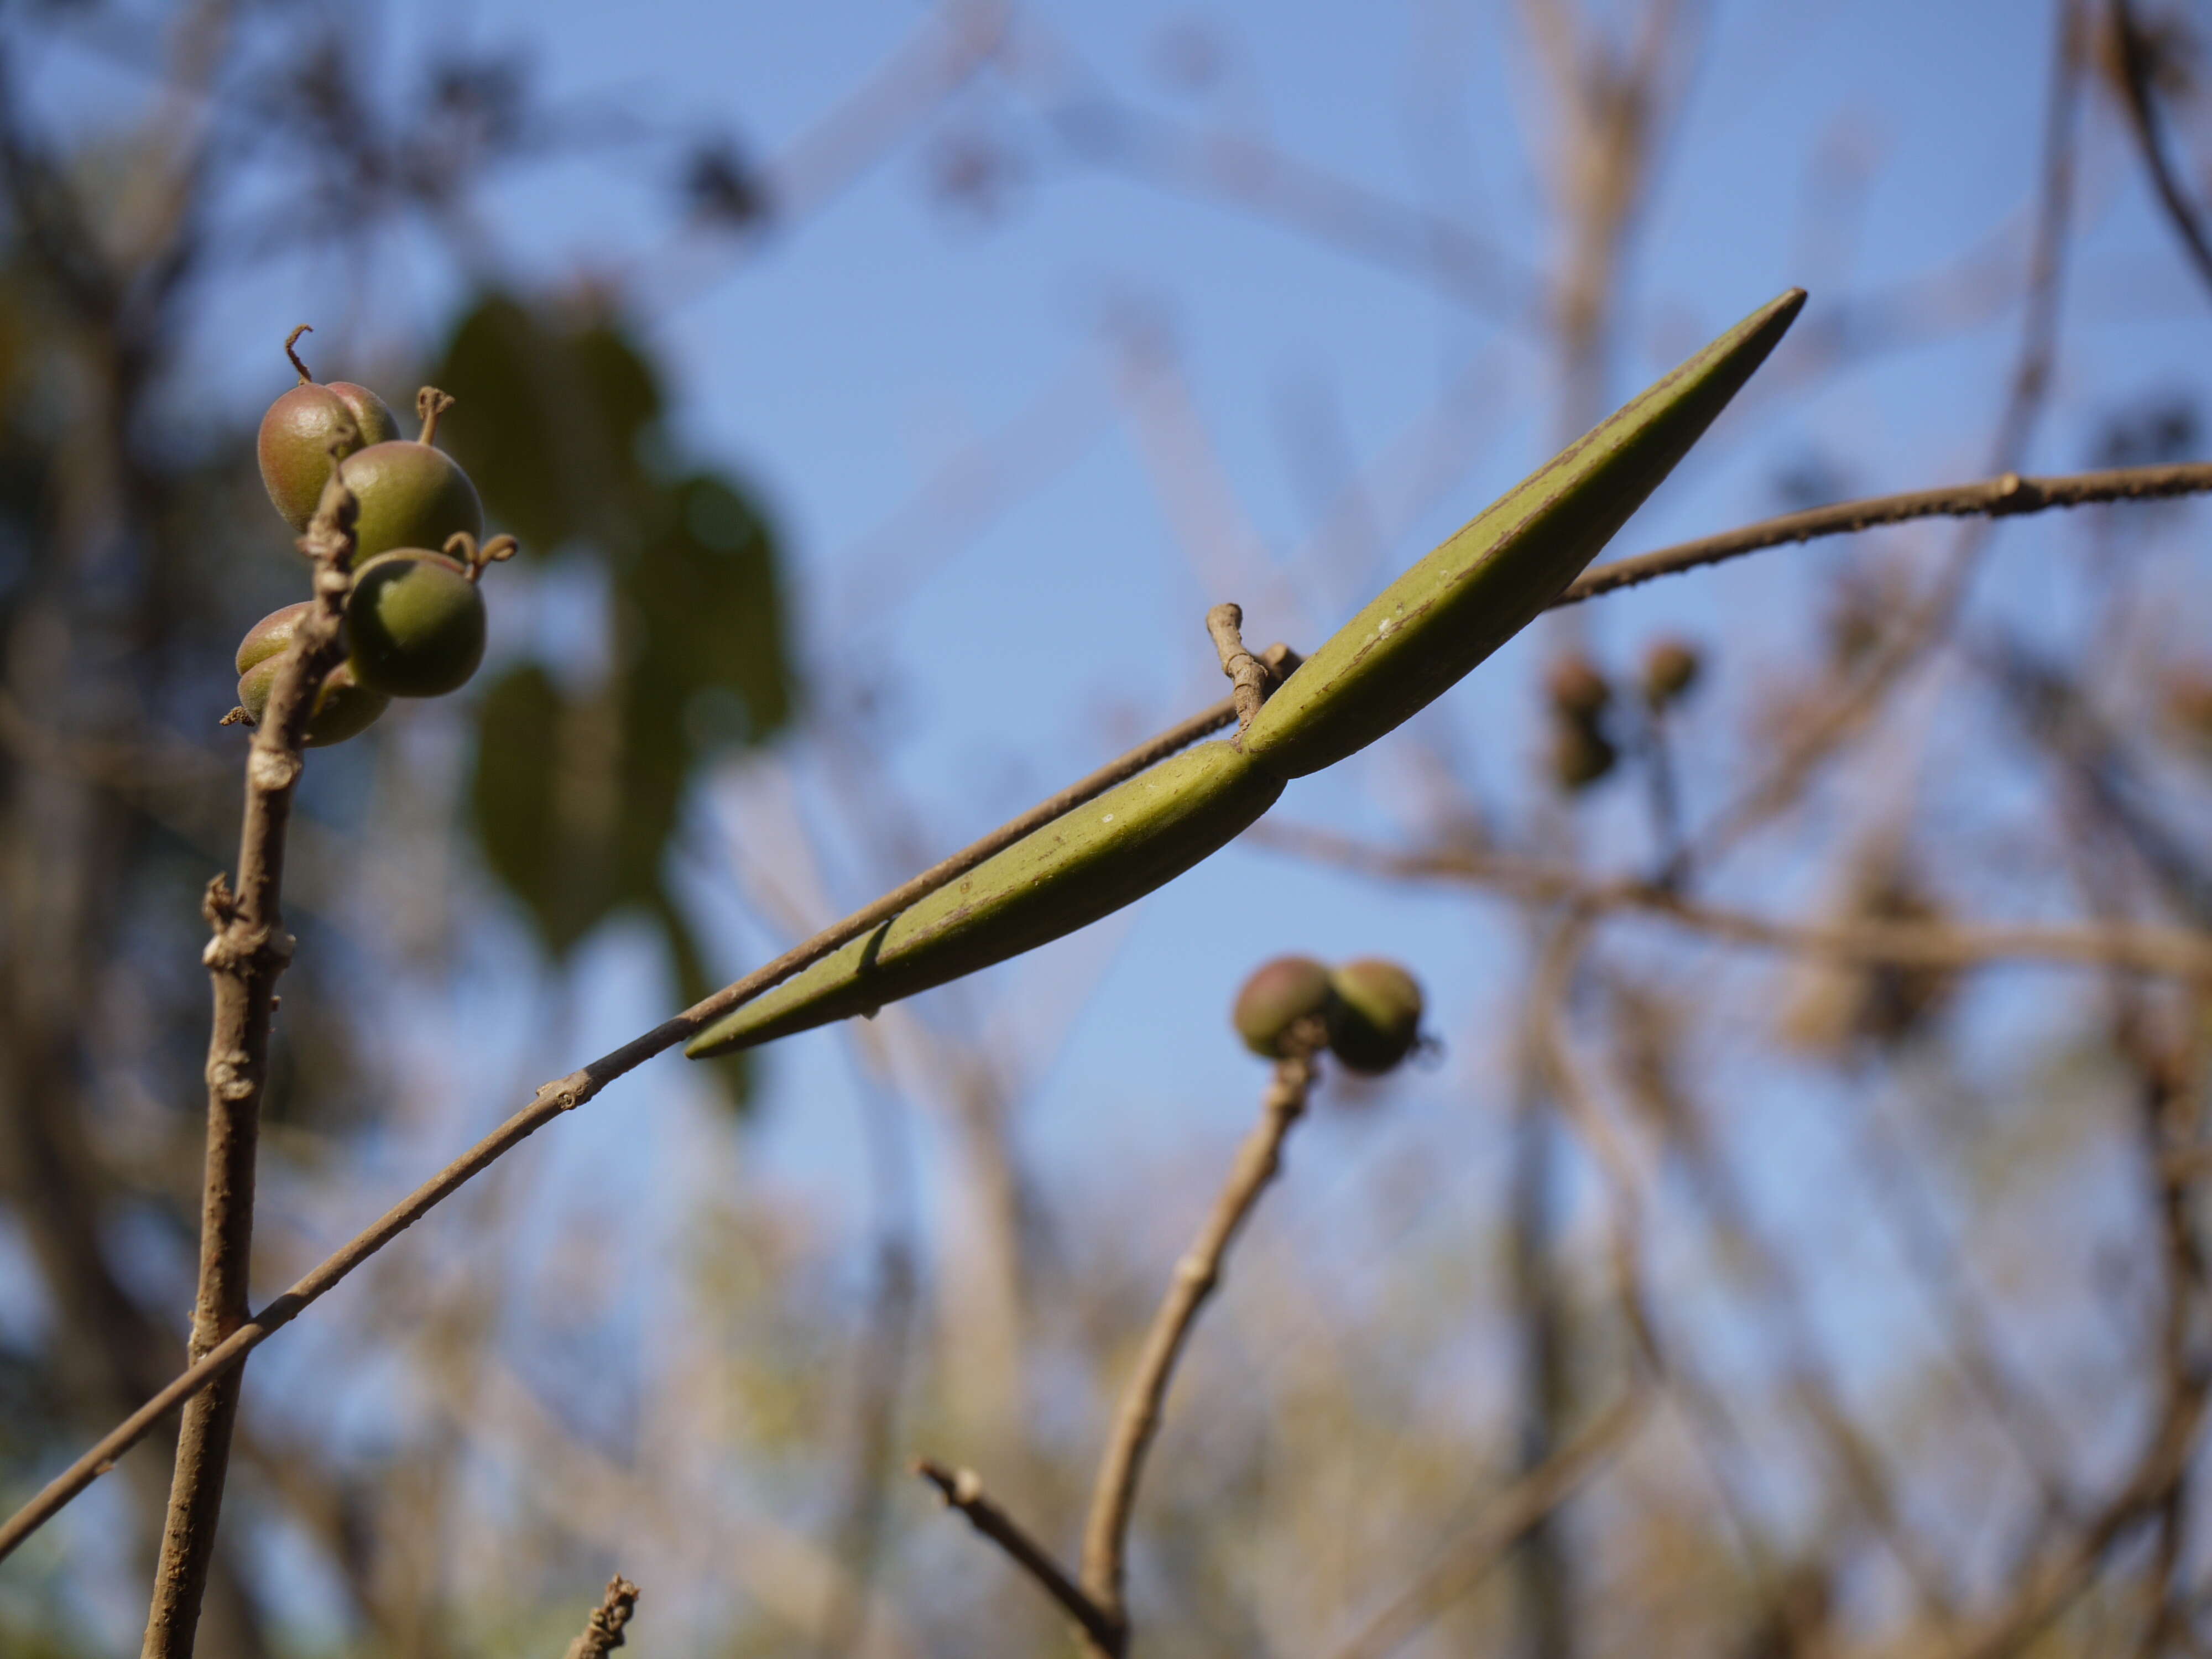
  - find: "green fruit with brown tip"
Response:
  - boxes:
[1326,958,1424,1075]
[346,550,486,697]
[1233,955,1333,1057]
[234,603,389,747]
[258,382,401,531]
[343,441,484,562]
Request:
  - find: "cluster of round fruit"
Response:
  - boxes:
[1232,955,1426,1074]
[1546,637,1703,791]
[234,330,512,747]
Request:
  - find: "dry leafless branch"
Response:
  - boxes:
[1077,1044,1321,1656]
[913,1461,1118,1648]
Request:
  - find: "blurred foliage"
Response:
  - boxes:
[439,294,796,1107]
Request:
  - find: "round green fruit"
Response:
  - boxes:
[345,550,486,697]
[343,441,484,563]
[1232,955,1334,1058]
[258,382,401,532]
[1325,958,1424,1075]
[233,603,389,747]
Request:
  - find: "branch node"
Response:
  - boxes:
[1206,603,1270,733]
[562,1574,641,1659]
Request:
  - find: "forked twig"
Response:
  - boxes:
[1078,1045,1320,1653]
[915,1040,1322,1657]
[913,1462,1117,1649]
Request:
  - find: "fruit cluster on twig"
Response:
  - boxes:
[1233,953,1427,1074]
[232,325,514,745]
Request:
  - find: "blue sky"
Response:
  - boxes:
[20,2,2212,1641]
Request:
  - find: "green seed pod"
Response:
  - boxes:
[258,381,401,532]
[233,604,389,747]
[345,441,484,564]
[1232,956,1333,1057]
[686,741,1286,1057]
[1326,958,1424,1075]
[681,293,1804,1065]
[1240,290,1806,780]
[346,550,486,697]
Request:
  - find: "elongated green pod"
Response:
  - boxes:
[687,740,1283,1056]
[1240,288,1805,779]
[686,290,1804,1057]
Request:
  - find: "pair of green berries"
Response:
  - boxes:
[1232,955,1425,1075]
[234,329,508,747]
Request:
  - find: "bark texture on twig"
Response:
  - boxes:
[1554,461,2212,609]
[914,1462,1117,1649]
[561,1574,640,1659]
[1205,602,1270,733]
[1077,1045,1319,1655]
[141,467,357,1659]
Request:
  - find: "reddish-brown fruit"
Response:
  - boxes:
[1551,721,1618,791]
[233,604,388,747]
[1642,637,1703,708]
[344,442,484,563]
[258,383,401,532]
[346,550,486,697]
[1546,653,1611,719]
[1233,956,1334,1057]
[1325,958,1423,1074]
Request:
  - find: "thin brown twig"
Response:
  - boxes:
[2110,0,2212,301]
[1255,822,2212,982]
[1551,461,2212,609]
[912,1461,1117,1649]
[17,450,2211,1574]
[1932,1389,2206,1659]
[1326,1390,1649,1659]
[0,643,1296,1563]
[140,460,358,1659]
[1076,1044,1321,1656]
[561,1574,640,1659]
